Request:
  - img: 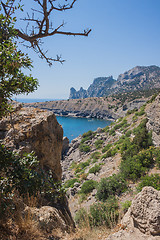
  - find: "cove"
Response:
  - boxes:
[56,116,112,142]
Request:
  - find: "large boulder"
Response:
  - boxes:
[0,103,63,180]
[107,187,160,240]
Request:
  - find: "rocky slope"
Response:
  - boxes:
[24,95,148,120]
[0,103,75,239]
[61,93,160,236]
[69,65,160,99]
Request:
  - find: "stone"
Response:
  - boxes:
[0,105,63,180]
[146,94,160,147]
[62,136,69,158]
[24,205,75,233]
[107,187,160,240]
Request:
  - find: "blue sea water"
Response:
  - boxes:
[15,98,61,103]
[56,116,112,142]
[16,99,112,142]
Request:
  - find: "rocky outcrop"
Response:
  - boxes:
[146,94,160,147]
[107,187,160,240]
[25,205,75,233]
[69,65,160,99]
[69,76,116,99]
[0,103,63,180]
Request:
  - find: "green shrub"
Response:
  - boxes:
[125,130,132,137]
[109,129,116,136]
[80,180,97,194]
[121,200,131,213]
[137,174,160,191]
[104,126,110,132]
[89,196,119,227]
[96,174,127,201]
[64,178,79,188]
[153,147,160,169]
[102,143,112,153]
[75,208,88,226]
[95,139,104,149]
[82,130,93,138]
[90,151,101,163]
[89,164,101,174]
[135,105,146,116]
[101,148,117,159]
[79,143,91,153]
[75,160,91,173]
[0,145,65,213]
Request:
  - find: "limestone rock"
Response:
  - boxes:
[0,105,63,180]
[146,94,160,146]
[62,136,69,158]
[106,187,160,240]
[25,205,75,233]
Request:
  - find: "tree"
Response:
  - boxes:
[0,14,38,118]
[1,0,91,65]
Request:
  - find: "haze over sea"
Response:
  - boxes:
[17,98,112,141]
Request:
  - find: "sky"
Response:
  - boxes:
[14,0,160,99]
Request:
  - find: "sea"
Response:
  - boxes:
[16,98,112,142]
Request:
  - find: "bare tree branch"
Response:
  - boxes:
[1,0,92,65]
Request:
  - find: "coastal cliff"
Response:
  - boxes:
[69,65,160,99]
[24,96,148,120]
[0,103,63,180]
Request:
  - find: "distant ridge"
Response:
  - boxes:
[69,65,160,99]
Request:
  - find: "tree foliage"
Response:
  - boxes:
[0,14,38,117]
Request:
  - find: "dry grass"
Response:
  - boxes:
[61,226,112,240]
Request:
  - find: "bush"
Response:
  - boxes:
[96,174,127,201]
[75,196,119,228]
[79,143,91,153]
[89,196,119,227]
[102,143,112,153]
[90,151,101,163]
[81,130,96,143]
[95,139,104,149]
[137,174,160,191]
[80,180,97,194]
[153,147,160,169]
[121,200,131,213]
[75,160,91,174]
[0,145,65,213]
[75,208,88,226]
[89,164,101,174]
[64,178,79,188]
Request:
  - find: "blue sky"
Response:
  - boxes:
[15,0,160,99]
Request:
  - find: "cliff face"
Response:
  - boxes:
[146,94,160,147]
[69,65,160,99]
[69,76,116,99]
[0,103,63,180]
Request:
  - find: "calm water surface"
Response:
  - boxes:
[56,116,112,142]
[16,99,112,142]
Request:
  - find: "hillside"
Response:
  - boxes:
[60,93,160,239]
[69,65,160,99]
[24,93,152,120]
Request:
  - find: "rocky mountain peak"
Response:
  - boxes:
[69,65,160,99]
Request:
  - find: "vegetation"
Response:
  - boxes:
[121,200,132,213]
[64,178,80,189]
[0,14,38,118]
[95,139,104,149]
[89,164,101,174]
[80,180,97,194]
[79,143,91,153]
[96,174,127,202]
[0,145,65,214]
[137,174,160,191]
[75,196,119,228]
[90,152,101,163]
